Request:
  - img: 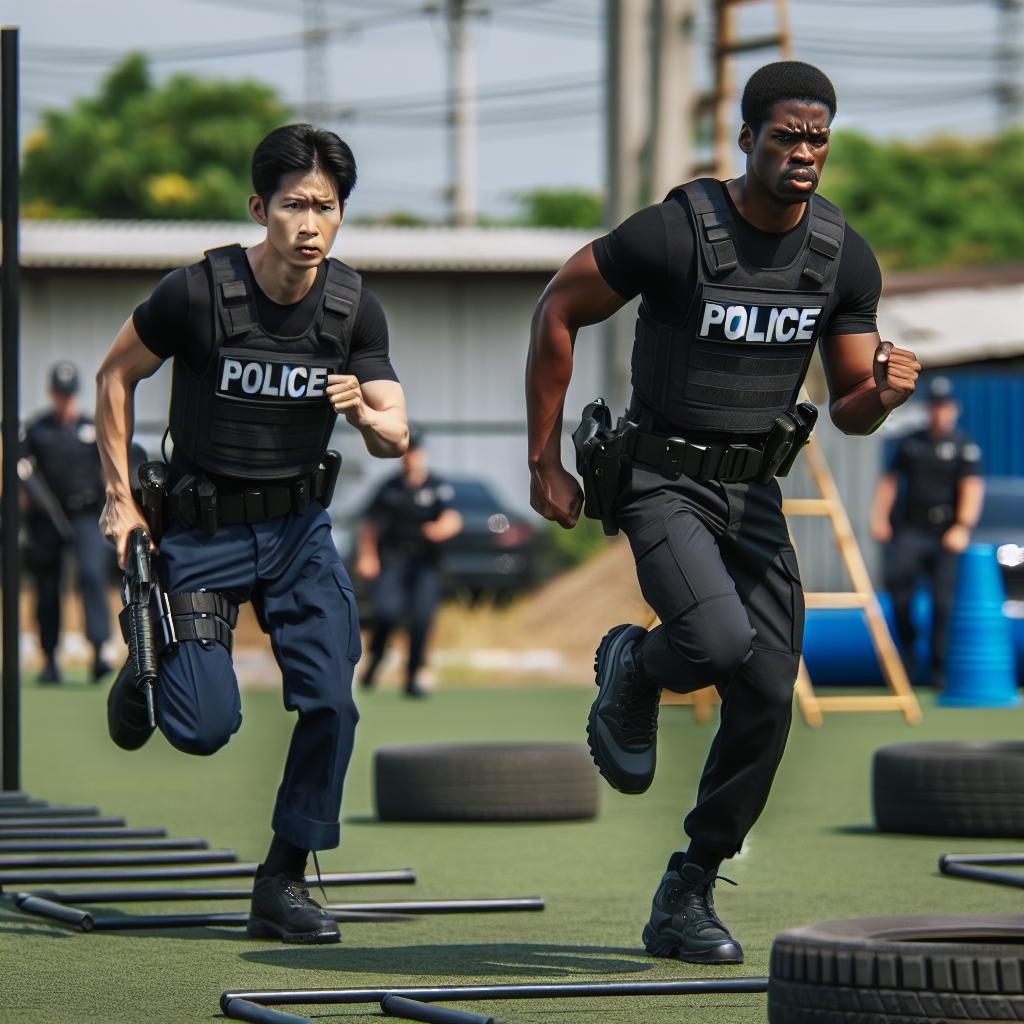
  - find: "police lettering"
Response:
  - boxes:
[217,357,332,401]
[698,301,822,344]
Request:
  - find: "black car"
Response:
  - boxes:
[439,477,534,597]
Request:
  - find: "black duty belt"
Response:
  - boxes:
[632,431,765,483]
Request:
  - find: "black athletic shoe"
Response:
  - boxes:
[642,862,744,964]
[38,656,62,685]
[587,624,660,794]
[247,870,340,944]
[106,660,156,751]
[90,655,113,684]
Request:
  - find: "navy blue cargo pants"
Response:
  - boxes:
[155,503,361,851]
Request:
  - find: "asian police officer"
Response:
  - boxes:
[96,124,408,944]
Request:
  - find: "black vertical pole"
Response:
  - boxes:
[1,27,21,792]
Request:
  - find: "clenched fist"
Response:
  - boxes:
[873,341,921,410]
[326,374,370,428]
[530,463,584,529]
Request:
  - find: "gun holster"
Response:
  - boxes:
[572,398,636,537]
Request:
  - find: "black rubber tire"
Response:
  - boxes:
[769,915,1024,1023]
[374,743,600,822]
[873,742,1024,838]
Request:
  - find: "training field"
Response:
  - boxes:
[3,678,1021,1024]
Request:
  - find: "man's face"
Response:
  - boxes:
[49,389,77,423]
[743,99,831,205]
[403,446,427,476]
[252,168,344,269]
[929,399,959,435]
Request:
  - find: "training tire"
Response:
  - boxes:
[374,743,599,822]
[873,742,1024,837]
[769,915,1024,1023]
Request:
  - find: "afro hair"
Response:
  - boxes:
[741,61,837,133]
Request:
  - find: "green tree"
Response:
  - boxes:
[513,187,604,229]
[824,129,1024,271]
[22,54,290,220]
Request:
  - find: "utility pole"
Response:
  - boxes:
[650,0,698,200]
[447,0,478,226]
[996,0,1024,129]
[303,0,329,122]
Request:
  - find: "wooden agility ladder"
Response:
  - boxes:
[659,436,922,727]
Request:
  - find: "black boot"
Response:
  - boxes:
[247,869,340,944]
[38,654,62,685]
[106,660,156,751]
[587,624,660,794]
[642,862,744,964]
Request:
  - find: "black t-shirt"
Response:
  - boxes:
[23,413,105,512]
[366,472,454,562]
[593,186,881,336]
[133,255,399,384]
[889,428,983,530]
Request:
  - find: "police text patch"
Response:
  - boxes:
[216,355,336,402]
[698,300,822,344]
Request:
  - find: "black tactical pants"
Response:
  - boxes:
[616,466,803,860]
[883,525,958,678]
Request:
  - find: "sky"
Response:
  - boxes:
[9,0,1014,222]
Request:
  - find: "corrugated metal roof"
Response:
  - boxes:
[16,219,592,272]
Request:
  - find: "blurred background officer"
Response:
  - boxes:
[871,377,985,687]
[356,429,463,697]
[22,361,114,684]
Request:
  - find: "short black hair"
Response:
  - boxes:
[251,124,357,206]
[741,61,837,134]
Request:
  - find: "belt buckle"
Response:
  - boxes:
[662,438,688,480]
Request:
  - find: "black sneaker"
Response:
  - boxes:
[642,862,744,964]
[106,660,156,751]
[247,870,340,944]
[38,656,62,685]
[586,624,660,794]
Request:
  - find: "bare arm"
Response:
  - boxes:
[870,472,898,542]
[942,474,985,553]
[96,318,165,565]
[526,243,628,527]
[355,519,380,580]
[820,332,921,435]
[422,507,463,544]
[327,376,408,458]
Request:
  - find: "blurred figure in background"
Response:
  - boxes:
[357,429,463,697]
[22,362,114,684]
[871,376,985,688]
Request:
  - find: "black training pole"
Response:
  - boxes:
[0,863,414,886]
[0,837,207,853]
[222,1000,311,1024]
[1,26,22,792]
[381,995,495,1024]
[221,978,772,1013]
[0,815,126,829]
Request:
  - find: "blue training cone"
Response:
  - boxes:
[939,543,1020,708]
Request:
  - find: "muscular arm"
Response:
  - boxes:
[956,475,985,530]
[821,332,921,435]
[327,376,408,458]
[870,472,898,542]
[526,244,627,526]
[95,318,165,564]
[422,507,463,544]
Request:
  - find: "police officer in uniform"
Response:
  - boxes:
[526,63,920,962]
[95,125,408,944]
[871,377,984,687]
[23,362,114,684]
[356,428,463,697]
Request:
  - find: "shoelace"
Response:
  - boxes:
[281,852,329,909]
[312,850,328,905]
[687,873,737,930]
[618,674,661,743]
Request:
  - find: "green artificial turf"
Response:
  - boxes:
[3,676,1024,1023]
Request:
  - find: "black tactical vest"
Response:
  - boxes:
[630,178,845,438]
[168,244,361,480]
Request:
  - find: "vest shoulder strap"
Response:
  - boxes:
[204,244,256,339]
[802,193,846,287]
[680,178,738,277]
[318,258,363,349]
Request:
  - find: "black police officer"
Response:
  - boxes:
[526,62,920,963]
[356,428,463,697]
[22,362,114,684]
[871,377,984,687]
[95,125,409,944]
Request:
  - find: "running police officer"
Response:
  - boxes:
[871,377,984,688]
[526,63,919,963]
[23,362,114,684]
[95,125,408,944]
[356,428,463,697]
